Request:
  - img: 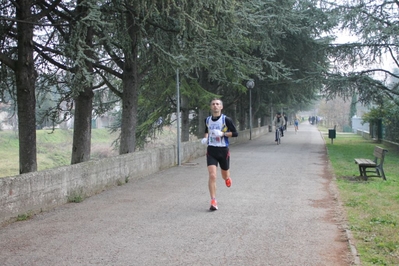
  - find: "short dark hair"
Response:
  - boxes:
[277,112,281,115]
[211,98,223,105]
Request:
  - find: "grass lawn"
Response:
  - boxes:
[0,130,20,177]
[0,128,119,178]
[320,127,399,265]
[0,126,178,178]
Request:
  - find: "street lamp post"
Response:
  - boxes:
[246,79,255,140]
[176,69,181,166]
[270,91,274,132]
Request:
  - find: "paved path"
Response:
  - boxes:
[0,123,354,265]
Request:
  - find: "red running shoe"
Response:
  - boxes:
[210,198,218,211]
[225,177,232,187]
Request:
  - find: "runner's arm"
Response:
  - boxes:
[204,118,209,138]
[225,117,238,137]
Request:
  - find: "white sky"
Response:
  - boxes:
[332,28,396,79]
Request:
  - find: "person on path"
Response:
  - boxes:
[283,113,288,131]
[273,112,286,141]
[201,99,238,211]
[294,116,299,131]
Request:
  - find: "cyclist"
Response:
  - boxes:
[273,112,285,142]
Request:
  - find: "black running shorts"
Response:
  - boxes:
[206,146,230,170]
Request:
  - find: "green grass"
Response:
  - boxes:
[17,213,32,221]
[322,130,399,265]
[0,128,119,178]
[0,126,178,178]
[0,130,20,177]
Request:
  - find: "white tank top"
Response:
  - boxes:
[206,115,228,147]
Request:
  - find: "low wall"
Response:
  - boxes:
[0,126,269,226]
[356,129,371,140]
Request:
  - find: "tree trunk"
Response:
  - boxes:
[70,3,94,164]
[119,13,139,154]
[119,67,138,154]
[230,104,237,127]
[71,89,93,164]
[16,0,37,174]
[197,109,207,138]
[181,95,190,142]
[238,99,246,131]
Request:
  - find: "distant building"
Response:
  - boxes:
[351,102,371,133]
[351,115,369,133]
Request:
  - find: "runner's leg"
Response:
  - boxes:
[208,165,217,199]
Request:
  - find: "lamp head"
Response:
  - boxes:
[246,80,255,89]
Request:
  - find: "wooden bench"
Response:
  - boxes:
[354,146,388,180]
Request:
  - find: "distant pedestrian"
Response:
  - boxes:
[294,117,299,131]
[283,113,288,130]
[201,99,238,211]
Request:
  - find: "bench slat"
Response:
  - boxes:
[373,146,388,158]
[354,159,376,166]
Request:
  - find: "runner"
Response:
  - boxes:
[201,98,238,211]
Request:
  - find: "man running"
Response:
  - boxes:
[201,99,238,211]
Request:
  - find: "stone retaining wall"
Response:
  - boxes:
[0,126,269,226]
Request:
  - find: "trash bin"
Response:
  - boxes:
[268,125,272,132]
[328,129,336,139]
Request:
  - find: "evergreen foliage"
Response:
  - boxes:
[325,0,399,104]
[1,0,340,172]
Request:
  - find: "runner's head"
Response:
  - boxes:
[210,99,223,115]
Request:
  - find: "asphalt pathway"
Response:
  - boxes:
[0,123,354,265]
